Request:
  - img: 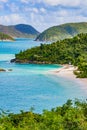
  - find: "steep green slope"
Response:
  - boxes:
[36,22,87,41]
[0,24,39,38]
[14,33,87,78]
[0,32,14,41]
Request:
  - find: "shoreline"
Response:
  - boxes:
[0,39,14,42]
[47,65,87,88]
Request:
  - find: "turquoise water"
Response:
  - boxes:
[0,39,87,113]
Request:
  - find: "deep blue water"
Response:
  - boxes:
[0,39,87,113]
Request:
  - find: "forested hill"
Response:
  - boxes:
[0,24,39,38]
[13,33,87,78]
[36,22,87,41]
[0,32,14,41]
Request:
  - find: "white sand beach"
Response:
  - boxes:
[48,65,87,87]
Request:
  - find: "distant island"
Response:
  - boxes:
[0,24,39,38]
[36,22,87,41]
[11,33,87,78]
[0,32,14,41]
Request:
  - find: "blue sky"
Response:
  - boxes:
[0,0,87,32]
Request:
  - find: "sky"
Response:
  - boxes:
[0,0,87,32]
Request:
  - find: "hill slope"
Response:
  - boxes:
[0,24,39,38]
[36,22,87,41]
[0,32,14,41]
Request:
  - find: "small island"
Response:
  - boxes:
[0,68,13,72]
[0,32,14,41]
[0,68,6,72]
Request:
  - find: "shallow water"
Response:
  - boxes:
[0,39,87,113]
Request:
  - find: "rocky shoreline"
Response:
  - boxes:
[0,68,12,72]
[11,58,52,64]
[0,68,6,72]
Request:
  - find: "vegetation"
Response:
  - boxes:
[15,33,87,78]
[0,24,39,38]
[0,99,87,130]
[0,32,14,41]
[36,22,87,41]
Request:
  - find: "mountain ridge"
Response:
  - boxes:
[36,22,87,41]
[0,24,39,38]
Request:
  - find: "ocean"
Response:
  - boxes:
[0,38,86,113]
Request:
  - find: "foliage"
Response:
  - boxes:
[0,99,87,130]
[15,33,87,77]
[77,62,87,78]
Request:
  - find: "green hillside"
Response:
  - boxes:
[0,24,39,38]
[36,22,87,41]
[0,32,14,41]
[13,33,87,78]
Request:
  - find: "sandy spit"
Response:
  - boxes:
[47,65,87,88]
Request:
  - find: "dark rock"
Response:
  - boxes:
[0,68,6,72]
[8,69,13,71]
[10,59,16,63]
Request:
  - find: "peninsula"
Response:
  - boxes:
[11,33,87,78]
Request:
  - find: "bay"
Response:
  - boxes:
[0,38,86,113]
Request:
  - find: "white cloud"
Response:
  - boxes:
[24,7,39,14]
[20,0,29,4]
[0,14,26,25]
[20,0,87,8]
[26,7,87,32]
[20,0,35,4]
[0,8,86,32]
[24,7,46,14]
[22,0,81,7]
[40,8,46,13]
[7,3,19,12]
[43,0,81,7]
[0,0,87,32]
[0,4,4,10]
[0,0,8,2]
[32,8,39,13]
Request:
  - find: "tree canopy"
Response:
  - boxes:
[0,99,87,130]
